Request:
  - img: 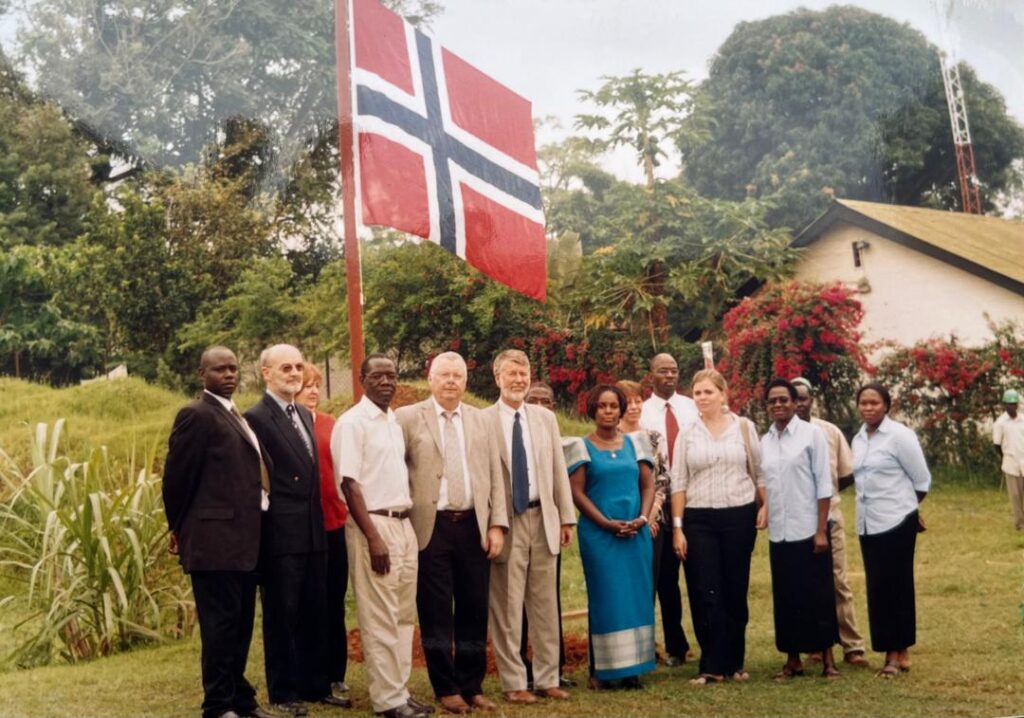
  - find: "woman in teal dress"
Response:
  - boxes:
[566,384,657,689]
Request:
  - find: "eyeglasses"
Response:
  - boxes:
[765,396,792,405]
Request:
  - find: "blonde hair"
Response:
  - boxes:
[691,368,728,394]
[615,379,643,400]
[493,348,530,376]
[429,351,467,377]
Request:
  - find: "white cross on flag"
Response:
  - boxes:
[349,0,548,300]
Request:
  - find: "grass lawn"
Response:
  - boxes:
[1,483,1022,717]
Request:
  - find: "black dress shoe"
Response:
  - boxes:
[331,681,351,694]
[271,702,309,717]
[319,694,353,708]
[216,712,243,718]
[407,696,435,714]
[664,655,685,667]
[559,675,577,688]
[375,704,423,718]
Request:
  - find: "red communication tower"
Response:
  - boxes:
[939,54,983,214]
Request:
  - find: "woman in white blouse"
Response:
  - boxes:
[852,382,931,679]
[670,370,767,685]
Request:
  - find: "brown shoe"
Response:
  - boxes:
[536,687,570,700]
[466,695,496,711]
[844,652,870,667]
[503,690,537,705]
[437,696,470,715]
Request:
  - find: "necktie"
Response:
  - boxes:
[230,406,270,494]
[512,411,529,514]
[665,402,679,467]
[285,404,314,458]
[442,411,467,509]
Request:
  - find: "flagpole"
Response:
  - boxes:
[335,0,365,401]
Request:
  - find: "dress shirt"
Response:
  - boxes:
[265,390,314,450]
[671,418,759,508]
[993,412,1024,476]
[760,417,833,543]
[204,389,268,510]
[640,393,699,470]
[496,399,538,502]
[811,417,854,509]
[852,416,931,536]
[432,398,474,509]
[332,395,412,512]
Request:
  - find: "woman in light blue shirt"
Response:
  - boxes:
[852,382,931,679]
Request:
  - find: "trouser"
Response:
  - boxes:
[860,511,918,652]
[347,515,418,713]
[190,570,258,718]
[1005,473,1024,530]
[490,507,560,692]
[653,519,690,658]
[325,527,349,684]
[520,553,566,684]
[829,508,865,655]
[417,513,490,698]
[260,550,330,704]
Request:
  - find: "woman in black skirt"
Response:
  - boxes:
[851,383,931,678]
[760,379,839,679]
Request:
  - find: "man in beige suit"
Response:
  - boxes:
[396,352,508,715]
[484,349,576,704]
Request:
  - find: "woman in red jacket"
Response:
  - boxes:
[296,364,350,696]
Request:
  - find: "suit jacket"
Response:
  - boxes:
[483,402,576,562]
[396,399,508,551]
[162,393,267,573]
[245,394,327,556]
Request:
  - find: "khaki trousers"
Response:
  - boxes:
[489,507,560,692]
[1006,473,1024,530]
[829,508,865,655]
[346,515,418,713]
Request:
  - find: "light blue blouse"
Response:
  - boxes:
[852,415,932,535]
[760,417,833,542]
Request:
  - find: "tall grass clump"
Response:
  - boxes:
[0,421,192,667]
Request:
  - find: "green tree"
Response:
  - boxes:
[683,6,1024,230]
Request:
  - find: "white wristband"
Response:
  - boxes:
[672,517,683,528]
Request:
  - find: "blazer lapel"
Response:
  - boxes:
[265,394,313,468]
[524,405,549,496]
[203,393,260,457]
[421,400,443,457]
[493,405,511,474]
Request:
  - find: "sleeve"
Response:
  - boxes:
[627,431,656,468]
[670,431,688,495]
[896,425,932,493]
[810,426,834,500]
[993,416,1004,446]
[548,414,577,526]
[744,419,765,488]
[562,436,591,475]
[835,428,854,478]
[333,414,364,487]
[161,405,209,532]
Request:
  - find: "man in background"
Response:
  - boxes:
[993,389,1024,531]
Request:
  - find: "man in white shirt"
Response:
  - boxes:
[993,389,1024,530]
[331,355,429,718]
[639,352,697,666]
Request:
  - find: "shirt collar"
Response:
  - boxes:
[358,394,392,421]
[432,396,462,418]
[769,415,800,437]
[857,414,893,438]
[265,389,294,414]
[204,389,236,412]
[497,398,524,419]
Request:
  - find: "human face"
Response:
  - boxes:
[692,379,725,417]
[295,379,321,413]
[1006,402,1019,419]
[794,384,813,422]
[650,355,679,399]
[621,393,643,427]
[428,356,467,411]
[362,357,398,411]
[593,390,623,431]
[261,346,305,401]
[766,386,796,428]
[525,386,555,409]
[857,388,888,428]
[199,348,239,399]
[495,360,531,408]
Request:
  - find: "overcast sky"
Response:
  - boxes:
[430,0,1024,181]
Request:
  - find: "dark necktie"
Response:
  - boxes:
[512,411,529,514]
[285,404,314,458]
[665,402,679,466]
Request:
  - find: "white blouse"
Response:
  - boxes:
[671,416,762,509]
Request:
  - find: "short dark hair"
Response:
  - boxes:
[856,382,892,411]
[586,384,626,420]
[764,377,797,402]
[360,352,392,378]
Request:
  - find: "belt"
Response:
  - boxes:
[437,509,474,522]
[369,509,410,520]
[527,500,541,509]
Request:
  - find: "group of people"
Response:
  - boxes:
[162,344,932,718]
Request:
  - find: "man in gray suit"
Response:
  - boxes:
[396,351,508,715]
[484,349,576,704]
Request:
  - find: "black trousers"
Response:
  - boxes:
[190,570,259,718]
[769,536,838,654]
[417,514,491,698]
[653,518,691,659]
[260,550,330,703]
[682,503,757,676]
[521,553,566,683]
[325,528,349,684]
[860,511,919,652]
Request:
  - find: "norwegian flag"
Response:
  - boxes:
[350,0,547,300]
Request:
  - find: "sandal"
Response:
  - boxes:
[877,661,900,679]
[731,670,750,682]
[822,665,841,680]
[689,673,724,685]
[773,664,805,680]
[588,676,604,690]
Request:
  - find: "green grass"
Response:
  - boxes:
[1,378,1022,716]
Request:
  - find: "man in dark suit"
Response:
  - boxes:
[162,345,274,718]
[245,344,349,715]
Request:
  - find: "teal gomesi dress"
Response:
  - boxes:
[565,432,656,680]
